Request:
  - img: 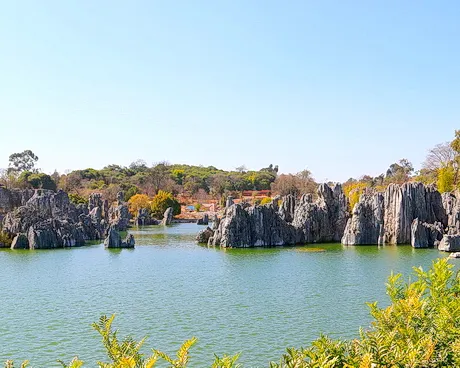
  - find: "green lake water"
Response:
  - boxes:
[0,223,454,367]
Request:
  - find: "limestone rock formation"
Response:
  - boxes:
[134,208,158,226]
[160,207,173,226]
[442,191,460,234]
[342,183,448,247]
[27,218,86,249]
[293,184,350,244]
[197,214,209,225]
[278,194,296,223]
[341,192,384,245]
[439,234,460,252]
[2,189,104,249]
[210,202,296,247]
[210,184,350,248]
[108,192,130,231]
[225,196,234,208]
[0,187,34,214]
[382,183,446,244]
[410,218,444,248]
[196,227,214,243]
[211,214,220,230]
[207,182,460,249]
[104,226,135,248]
[10,233,29,249]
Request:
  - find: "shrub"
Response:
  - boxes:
[343,182,368,211]
[270,258,460,367]
[68,193,88,205]
[195,203,202,212]
[260,197,272,205]
[0,231,12,247]
[88,180,106,190]
[437,166,455,193]
[18,171,57,191]
[128,194,151,216]
[124,186,140,202]
[150,190,181,217]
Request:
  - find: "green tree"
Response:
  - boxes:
[124,186,141,202]
[149,162,171,194]
[385,158,414,184]
[18,171,57,191]
[8,150,38,173]
[150,190,181,217]
[69,193,88,205]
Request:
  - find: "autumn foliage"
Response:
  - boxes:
[128,194,152,216]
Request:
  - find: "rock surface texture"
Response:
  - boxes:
[197,214,209,225]
[438,234,460,252]
[209,184,350,247]
[196,227,214,243]
[134,208,158,226]
[207,182,460,250]
[342,183,449,248]
[160,207,173,226]
[107,192,130,231]
[2,189,107,249]
[104,226,135,248]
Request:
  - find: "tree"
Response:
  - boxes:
[150,190,181,217]
[8,150,38,173]
[437,166,455,193]
[423,142,455,170]
[385,158,414,184]
[235,165,247,173]
[129,159,148,173]
[183,176,203,195]
[128,194,151,216]
[260,164,279,174]
[271,173,317,197]
[18,171,57,191]
[60,171,83,194]
[149,162,171,194]
[124,185,140,201]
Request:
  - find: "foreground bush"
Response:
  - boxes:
[5,258,460,367]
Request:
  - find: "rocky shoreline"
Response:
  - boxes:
[197,182,460,252]
[4,182,460,253]
[0,187,134,249]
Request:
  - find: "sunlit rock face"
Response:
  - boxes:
[342,183,448,247]
[2,189,105,249]
[210,184,350,248]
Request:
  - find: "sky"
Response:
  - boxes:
[0,1,459,182]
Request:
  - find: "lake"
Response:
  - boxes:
[0,223,451,367]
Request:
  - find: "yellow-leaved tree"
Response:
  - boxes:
[127,194,151,217]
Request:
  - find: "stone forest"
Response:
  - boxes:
[2,130,460,253]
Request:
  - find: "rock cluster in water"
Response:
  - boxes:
[199,182,460,252]
[0,188,131,249]
[104,225,135,248]
[205,184,349,247]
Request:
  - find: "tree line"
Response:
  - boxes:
[1,130,459,208]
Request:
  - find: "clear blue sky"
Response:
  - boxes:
[1,1,459,182]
